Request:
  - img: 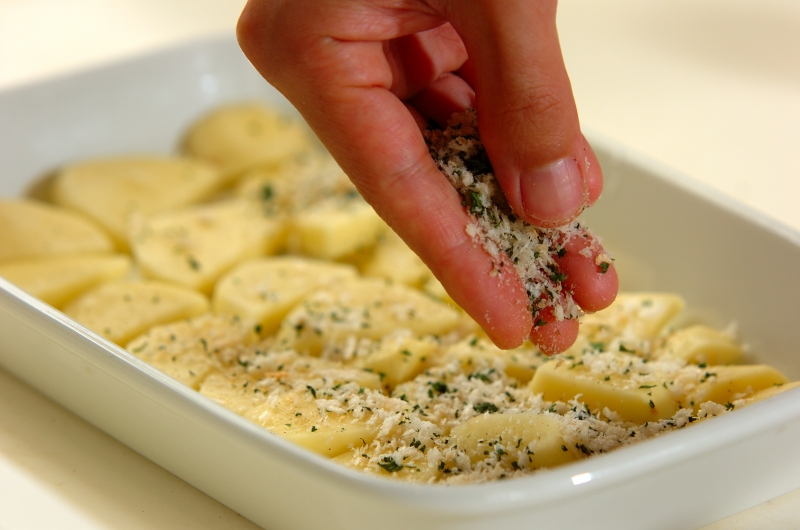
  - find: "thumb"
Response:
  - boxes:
[448,0,602,228]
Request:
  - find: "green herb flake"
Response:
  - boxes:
[378,457,403,473]
[431,381,448,394]
[474,402,498,414]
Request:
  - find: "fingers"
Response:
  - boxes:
[446,0,604,228]
[239,1,533,348]
[238,0,616,354]
[314,88,532,349]
[555,234,618,313]
[407,72,475,127]
[387,24,468,101]
[528,307,579,356]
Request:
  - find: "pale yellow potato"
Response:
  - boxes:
[529,356,680,423]
[654,324,745,365]
[332,448,438,481]
[129,200,284,294]
[580,293,686,344]
[743,381,800,406]
[287,196,386,260]
[182,103,312,180]
[0,254,130,308]
[199,371,270,415]
[686,364,789,411]
[274,278,463,355]
[52,156,222,246]
[445,337,547,384]
[63,280,209,346]
[127,314,258,389]
[361,230,433,288]
[212,257,358,337]
[236,151,355,214]
[245,392,379,457]
[0,199,113,261]
[450,412,577,470]
[357,335,438,388]
[199,355,382,417]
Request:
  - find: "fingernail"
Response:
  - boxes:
[520,157,585,225]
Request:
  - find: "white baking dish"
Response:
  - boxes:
[1,36,800,530]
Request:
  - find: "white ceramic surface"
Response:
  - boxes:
[1,36,800,530]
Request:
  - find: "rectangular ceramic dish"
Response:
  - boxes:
[1,36,800,530]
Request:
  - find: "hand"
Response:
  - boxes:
[237,0,618,354]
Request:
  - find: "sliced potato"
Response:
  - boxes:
[182,103,311,180]
[361,230,432,288]
[127,314,257,389]
[274,278,462,355]
[0,254,130,308]
[245,392,379,457]
[686,364,789,411]
[580,293,686,343]
[52,156,222,246]
[743,380,800,406]
[63,280,209,346]
[287,196,385,260]
[357,335,439,388]
[212,257,358,336]
[199,371,267,414]
[450,412,577,470]
[445,337,547,384]
[654,325,745,365]
[529,355,679,423]
[0,199,113,261]
[130,200,284,294]
[236,152,355,214]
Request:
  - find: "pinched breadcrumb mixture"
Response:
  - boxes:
[425,109,610,322]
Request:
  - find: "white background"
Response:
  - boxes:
[1,0,799,528]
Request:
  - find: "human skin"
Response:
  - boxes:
[237,0,618,354]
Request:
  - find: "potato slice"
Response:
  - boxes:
[245,392,379,457]
[0,199,113,261]
[182,103,311,180]
[0,254,130,308]
[52,156,221,246]
[445,337,547,384]
[686,364,789,410]
[580,292,686,343]
[743,381,800,406]
[127,314,256,389]
[357,335,439,388]
[274,279,462,355]
[361,230,433,288]
[63,280,209,346]
[450,412,577,470]
[654,325,745,365]
[287,196,385,260]
[213,257,358,336]
[130,200,284,294]
[236,152,355,214]
[529,356,680,423]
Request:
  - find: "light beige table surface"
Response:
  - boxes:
[1,1,799,528]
